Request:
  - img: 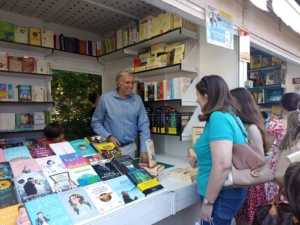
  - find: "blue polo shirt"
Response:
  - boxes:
[194,111,247,196]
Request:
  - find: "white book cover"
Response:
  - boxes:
[287,151,300,163]
[0,113,15,130]
[49,142,76,155]
[173,78,178,99]
[178,77,191,98]
[0,53,8,71]
[36,59,50,74]
[32,86,45,102]
[36,155,67,175]
[84,181,124,213]
[46,81,53,102]
[46,170,79,193]
[33,112,45,124]
[41,30,54,48]
[14,25,28,44]
[146,139,157,168]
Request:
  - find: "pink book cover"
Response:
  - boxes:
[0,148,6,162]
[59,152,89,170]
[28,142,56,158]
[55,35,60,50]
[10,158,40,177]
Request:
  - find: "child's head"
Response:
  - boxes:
[44,122,64,143]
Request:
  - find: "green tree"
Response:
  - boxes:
[51,70,102,140]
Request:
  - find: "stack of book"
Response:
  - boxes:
[168,167,198,183]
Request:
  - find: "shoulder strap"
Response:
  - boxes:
[229,112,252,143]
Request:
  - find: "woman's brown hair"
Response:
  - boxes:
[197,75,240,121]
[230,88,271,154]
[278,105,300,150]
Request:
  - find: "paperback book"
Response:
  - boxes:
[3,146,32,162]
[0,178,19,209]
[69,139,97,156]
[49,142,76,155]
[36,155,67,175]
[46,170,79,193]
[145,139,157,168]
[84,181,124,213]
[28,142,55,158]
[92,162,121,181]
[59,152,89,170]
[57,187,99,224]
[70,165,101,187]
[0,203,30,225]
[10,158,40,176]
[25,194,73,225]
[14,25,28,44]
[84,153,109,164]
[0,162,13,180]
[112,155,141,174]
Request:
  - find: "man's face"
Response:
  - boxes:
[117,73,134,96]
[38,213,43,218]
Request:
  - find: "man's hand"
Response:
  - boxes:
[140,152,148,163]
[108,136,120,147]
[187,154,198,168]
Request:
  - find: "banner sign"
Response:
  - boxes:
[239,28,250,62]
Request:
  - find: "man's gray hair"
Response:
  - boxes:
[116,68,134,82]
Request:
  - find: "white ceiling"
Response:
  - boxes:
[0,0,161,36]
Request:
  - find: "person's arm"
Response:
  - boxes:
[247,124,264,154]
[137,98,150,152]
[91,96,110,138]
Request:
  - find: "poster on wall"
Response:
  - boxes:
[239,29,250,62]
[292,78,300,94]
[205,4,234,49]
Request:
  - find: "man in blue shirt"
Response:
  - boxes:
[91,69,150,162]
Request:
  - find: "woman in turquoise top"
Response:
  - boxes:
[194,75,247,224]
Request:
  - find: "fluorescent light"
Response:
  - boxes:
[250,0,269,12]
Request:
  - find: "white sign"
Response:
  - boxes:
[239,28,250,62]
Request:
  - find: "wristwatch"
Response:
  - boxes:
[106,135,112,141]
[203,197,214,206]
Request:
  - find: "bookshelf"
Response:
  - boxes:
[0,70,53,79]
[0,129,45,134]
[0,101,54,105]
[248,65,286,72]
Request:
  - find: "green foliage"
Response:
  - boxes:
[51,70,102,140]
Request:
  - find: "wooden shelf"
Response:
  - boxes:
[0,70,53,79]
[248,65,286,72]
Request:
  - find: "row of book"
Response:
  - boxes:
[0,52,51,74]
[248,68,286,87]
[250,55,285,69]
[250,88,283,105]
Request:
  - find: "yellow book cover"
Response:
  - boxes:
[250,55,262,69]
[0,203,28,225]
[41,30,54,48]
[93,142,116,152]
[173,43,186,64]
[29,27,41,46]
[137,179,161,192]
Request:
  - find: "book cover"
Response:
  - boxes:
[33,112,45,125]
[10,158,40,177]
[145,139,157,168]
[3,146,32,162]
[0,21,14,42]
[70,165,101,187]
[178,77,191,98]
[0,203,30,225]
[0,83,6,99]
[0,178,19,209]
[69,139,97,156]
[49,142,76,156]
[192,126,204,147]
[28,142,55,158]
[14,25,28,44]
[29,27,41,46]
[92,162,121,181]
[250,55,262,69]
[173,43,185,64]
[32,86,45,102]
[84,181,124,213]
[127,168,153,185]
[84,153,108,165]
[84,135,107,145]
[287,151,300,163]
[269,89,283,103]
[59,152,89,170]
[262,58,272,67]
[36,155,67,175]
[7,83,14,100]
[107,175,145,204]
[0,162,13,180]
[112,155,141,174]
[41,30,54,48]
[266,73,275,85]
[0,53,8,71]
[25,194,72,225]
[57,187,99,224]
[17,85,32,102]
[14,171,52,203]
[35,59,50,74]
[8,56,23,72]
[22,57,35,73]
[0,113,15,131]
[20,113,30,125]
[46,171,79,193]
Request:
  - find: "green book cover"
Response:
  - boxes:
[17,85,31,102]
[0,21,14,42]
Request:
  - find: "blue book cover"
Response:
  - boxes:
[70,165,101,187]
[25,194,73,225]
[57,187,99,224]
[59,152,89,170]
[14,171,53,203]
[269,89,283,103]
[69,139,97,156]
[107,175,145,204]
[0,162,13,180]
[4,146,32,162]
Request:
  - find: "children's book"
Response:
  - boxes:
[0,178,19,209]
[0,21,14,42]
[0,162,13,180]
[13,171,52,203]
[46,170,79,193]
[3,146,32,162]
[69,139,97,156]
[59,152,89,170]
[49,142,76,155]
[92,162,121,181]
[17,85,32,102]
[0,203,30,225]
[84,153,109,165]
[10,158,40,177]
[57,187,99,224]
[70,165,101,187]
[107,175,145,204]
[25,194,73,225]
[84,181,124,213]
[28,142,55,158]
[36,155,67,175]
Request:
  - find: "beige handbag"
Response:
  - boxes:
[224,113,274,187]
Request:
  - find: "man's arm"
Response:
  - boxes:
[91,96,110,138]
[137,99,150,152]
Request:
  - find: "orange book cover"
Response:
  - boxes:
[0,203,30,224]
[29,27,41,46]
[79,40,86,55]
[22,57,35,73]
[8,56,23,72]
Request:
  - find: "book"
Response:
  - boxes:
[0,113,15,131]
[49,142,76,155]
[92,162,121,181]
[29,27,41,46]
[0,83,6,99]
[14,171,53,203]
[14,25,28,44]
[250,55,262,69]
[269,89,283,103]
[0,53,8,71]
[8,56,23,72]
[17,85,32,102]
[0,21,14,42]
[70,165,101,186]
[33,112,45,124]
[107,175,145,204]
[84,135,107,144]
[139,164,165,176]
[46,170,79,193]
[35,59,50,74]
[22,57,35,73]
[84,153,109,165]
[3,146,32,162]
[69,139,97,156]
[57,187,99,224]
[262,58,272,67]
[266,73,275,85]
[173,43,186,64]
[28,142,55,159]
[177,77,191,98]
[145,139,157,168]
[0,203,30,225]
[41,30,54,48]
[0,178,19,209]
[112,155,141,174]
[192,126,204,147]
[84,181,124,213]
[10,158,40,176]
[20,113,30,125]
[287,151,300,163]
[25,194,73,225]
[36,155,67,175]
[59,152,89,170]
[0,162,13,180]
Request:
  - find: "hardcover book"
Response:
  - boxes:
[69,139,97,156]
[25,194,73,225]
[49,142,76,156]
[0,53,8,71]
[107,175,145,204]
[84,181,124,213]
[10,158,40,177]
[14,171,52,203]
[92,162,121,181]
[57,187,99,224]
[0,162,12,180]
[29,27,41,46]
[46,170,79,193]
[8,56,23,72]
[35,59,50,74]
[41,30,54,48]
[28,142,55,158]
[22,57,35,73]
[59,152,89,170]
[3,146,32,162]
[0,21,14,42]
[14,25,28,44]
[0,203,30,225]
[36,155,67,175]
[70,165,101,187]
[0,178,19,209]
[17,85,32,102]
[32,86,45,102]
[33,112,45,125]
